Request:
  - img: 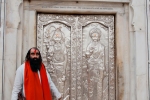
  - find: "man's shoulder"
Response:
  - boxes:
[16,63,25,72]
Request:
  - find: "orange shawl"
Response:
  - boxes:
[24,61,52,100]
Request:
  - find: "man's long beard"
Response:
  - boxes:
[29,58,41,72]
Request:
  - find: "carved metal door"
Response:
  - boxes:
[37,14,115,100]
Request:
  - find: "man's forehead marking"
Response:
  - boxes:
[31,48,38,53]
[34,49,37,54]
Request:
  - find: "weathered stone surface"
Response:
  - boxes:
[0,0,149,100]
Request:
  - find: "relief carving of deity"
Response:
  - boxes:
[85,28,105,100]
[46,26,70,99]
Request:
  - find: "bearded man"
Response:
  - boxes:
[11,47,61,100]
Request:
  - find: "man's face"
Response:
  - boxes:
[30,48,40,59]
[53,32,62,42]
[29,48,41,72]
[91,33,99,41]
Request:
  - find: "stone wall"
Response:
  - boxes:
[0,0,5,99]
[0,0,149,100]
[130,0,149,100]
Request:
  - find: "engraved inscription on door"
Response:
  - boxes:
[37,14,115,100]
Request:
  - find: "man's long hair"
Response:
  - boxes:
[25,47,42,62]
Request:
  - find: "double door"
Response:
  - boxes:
[37,14,115,100]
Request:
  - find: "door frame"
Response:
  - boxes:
[22,1,130,100]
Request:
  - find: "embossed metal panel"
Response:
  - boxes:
[37,14,115,100]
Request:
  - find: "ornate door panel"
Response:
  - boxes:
[37,14,115,100]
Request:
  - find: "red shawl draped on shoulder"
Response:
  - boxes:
[24,61,52,100]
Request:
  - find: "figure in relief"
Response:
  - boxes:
[46,27,69,99]
[85,28,104,100]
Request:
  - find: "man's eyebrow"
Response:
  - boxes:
[30,52,39,53]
